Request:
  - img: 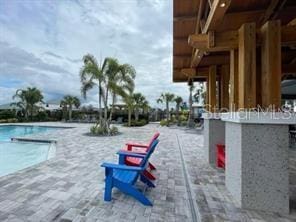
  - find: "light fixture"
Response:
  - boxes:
[220,2,226,7]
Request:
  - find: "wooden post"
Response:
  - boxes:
[205,78,209,110]
[238,23,257,109]
[220,65,230,110]
[229,50,239,111]
[208,65,217,112]
[260,20,281,109]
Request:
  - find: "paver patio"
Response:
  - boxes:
[0,123,295,222]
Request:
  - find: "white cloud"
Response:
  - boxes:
[0,0,189,107]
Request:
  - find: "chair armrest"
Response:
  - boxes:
[117,150,146,158]
[101,162,142,171]
[120,148,147,155]
[126,143,148,148]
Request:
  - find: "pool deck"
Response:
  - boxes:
[0,122,295,222]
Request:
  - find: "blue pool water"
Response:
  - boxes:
[0,125,61,177]
[0,141,55,177]
[0,125,59,142]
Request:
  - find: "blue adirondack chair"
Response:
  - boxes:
[101,139,159,206]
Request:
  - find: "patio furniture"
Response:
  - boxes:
[101,139,159,206]
[216,144,225,169]
[123,132,160,180]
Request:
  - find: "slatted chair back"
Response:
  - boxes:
[147,132,160,148]
[139,139,159,169]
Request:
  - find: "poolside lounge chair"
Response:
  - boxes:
[101,139,159,206]
[123,132,160,180]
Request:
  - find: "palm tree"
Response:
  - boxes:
[80,54,107,124]
[133,92,146,121]
[60,95,80,121]
[141,100,149,115]
[11,87,44,120]
[80,54,136,133]
[188,85,195,127]
[123,92,135,127]
[174,96,183,126]
[157,93,175,126]
[106,58,136,122]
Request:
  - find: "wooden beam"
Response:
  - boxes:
[173,9,277,25]
[181,68,209,78]
[174,54,229,69]
[199,55,229,66]
[173,15,197,22]
[238,23,257,109]
[188,31,238,51]
[281,25,296,46]
[191,0,231,67]
[220,64,230,109]
[259,0,280,25]
[203,0,231,32]
[271,0,288,20]
[195,0,205,34]
[188,25,296,51]
[208,65,217,112]
[229,50,239,110]
[261,20,281,109]
[207,0,213,9]
[288,18,296,26]
[181,68,196,77]
[206,77,210,109]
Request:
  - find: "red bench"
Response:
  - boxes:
[216,144,225,169]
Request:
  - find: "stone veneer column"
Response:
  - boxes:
[203,113,225,167]
[221,112,295,214]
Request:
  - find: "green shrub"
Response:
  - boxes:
[0,118,18,123]
[110,126,119,135]
[180,120,188,126]
[124,119,147,127]
[90,125,119,136]
[160,119,168,126]
[34,111,48,121]
[90,125,97,134]
[0,110,16,119]
[180,114,187,122]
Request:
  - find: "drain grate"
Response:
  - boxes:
[176,134,200,222]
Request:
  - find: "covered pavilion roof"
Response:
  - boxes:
[173,0,296,83]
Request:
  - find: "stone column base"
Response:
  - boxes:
[221,112,295,214]
[203,113,225,167]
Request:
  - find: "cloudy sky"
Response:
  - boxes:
[0,0,188,107]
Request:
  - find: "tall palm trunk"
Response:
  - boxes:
[188,89,194,127]
[135,108,139,121]
[29,105,34,120]
[101,91,110,132]
[69,104,73,120]
[109,93,116,122]
[24,105,29,120]
[166,101,169,126]
[176,104,180,126]
[104,88,109,121]
[98,81,102,123]
[128,108,132,127]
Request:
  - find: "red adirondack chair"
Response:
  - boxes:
[122,132,160,180]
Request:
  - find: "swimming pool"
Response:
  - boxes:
[0,125,61,141]
[0,141,56,177]
[0,125,62,177]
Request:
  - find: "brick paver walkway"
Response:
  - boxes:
[0,123,295,222]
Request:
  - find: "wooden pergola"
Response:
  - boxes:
[173,0,296,111]
[173,0,296,214]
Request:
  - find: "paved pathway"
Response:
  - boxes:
[0,123,295,221]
